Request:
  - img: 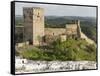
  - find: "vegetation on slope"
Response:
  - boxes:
[16,39,96,61]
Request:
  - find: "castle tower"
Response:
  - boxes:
[76,20,81,38]
[65,20,81,39]
[23,7,44,46]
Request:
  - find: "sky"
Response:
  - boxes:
[15,2,97,17]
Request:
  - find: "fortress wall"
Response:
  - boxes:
[45,28,66,36]
[66,24,78,35]
[80,32,95,44]
[66,24,77,29]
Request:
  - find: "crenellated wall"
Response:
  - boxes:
[45,28,66,36]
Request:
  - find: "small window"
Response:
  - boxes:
[37,12,40,17]
[53,33,54,35]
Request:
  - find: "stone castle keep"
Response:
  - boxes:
[23,7,44,45]
[16,7,95,46]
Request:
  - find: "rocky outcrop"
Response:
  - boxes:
[15,57,97,74]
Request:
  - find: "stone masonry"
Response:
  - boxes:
[23,7,44,46]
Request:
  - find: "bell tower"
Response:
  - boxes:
[23,7,44,46]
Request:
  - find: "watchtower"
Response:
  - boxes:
[65,20,81,39]
[23,7,44,45]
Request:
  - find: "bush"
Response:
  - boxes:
[19,39,96,61]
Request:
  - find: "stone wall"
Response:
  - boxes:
[81,32,95,44]
[45,28,66,36]
[66,24,78,35]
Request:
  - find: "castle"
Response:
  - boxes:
[15,7,95,47]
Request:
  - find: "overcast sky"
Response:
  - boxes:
[15,2,97,17]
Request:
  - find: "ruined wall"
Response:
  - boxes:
[65,20,81,38]
[45,28,66,36]
[66,24,78,35]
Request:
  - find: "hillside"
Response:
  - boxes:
[16,38,96,61]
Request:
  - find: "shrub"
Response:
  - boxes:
[19,39,96,61]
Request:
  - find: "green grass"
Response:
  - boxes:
[17,39,96,61]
